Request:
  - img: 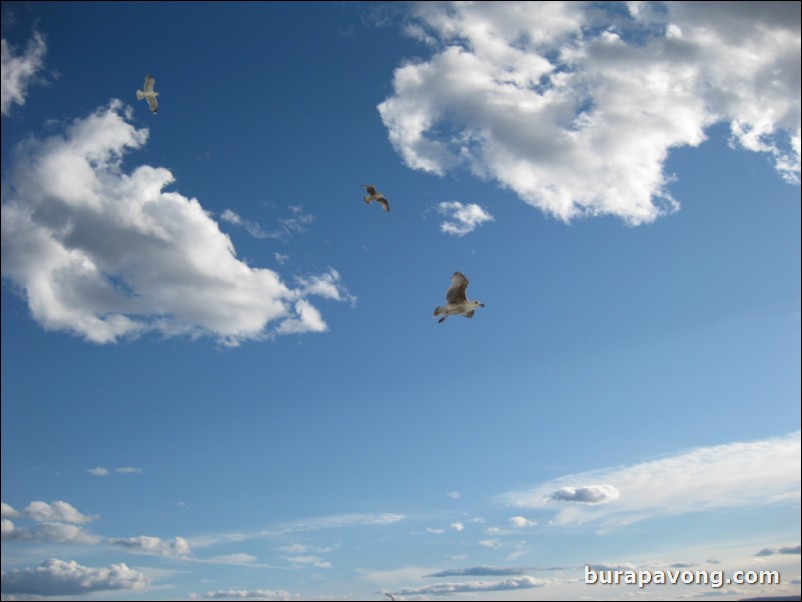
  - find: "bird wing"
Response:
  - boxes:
[144,75,155,93]
[146,95,158,113]
[363,184,377,196]
[465,310,475,319]
[446,272,468,304]
[377,197,390,212]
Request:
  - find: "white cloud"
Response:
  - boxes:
[1,501,99,544]
[285,555,331,569]
[379,2,800,224]
[22,501,95,524]
[425,567,526,578]
[0,558,148,596]
[220,209,270,239]
[284,512,405,531]
[449,521,464,532]
[508,516,538,528]
[395,575,545,596]
[500,432,801,528]
[110,535,191,557]
[87,466,109,476]
[205,553,259,565]
[203,590,294,601]
[1,502,21,518]
[1,31,46,116]
[436,201,494,236]
[1,519,101,544]
[447,491,461,500]
[0,102,351,345]
[294,269,356,305]
[114,467,142,474]
[426,528,445,534]
[550,485,620,504]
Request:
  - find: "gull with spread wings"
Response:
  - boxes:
[362,184,390,212]
[433,272,485,323]
[136,74,159,113]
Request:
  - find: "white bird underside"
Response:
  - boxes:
[136,74,158,113]
[362,184,390,212]
[433,271,484,323]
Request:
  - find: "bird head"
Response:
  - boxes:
[470,300,485,309]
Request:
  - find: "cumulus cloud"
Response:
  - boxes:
[1,501,99,544]
[425,566,527,578]
[1,519,101,544]
[1,31,46,116]
[1,502,21,518]
[395,575,544,596]
[0,102,351,345]
[500,432,801,528]
[449,521,464,532]
[550,485,620,504]
[756,545,801,557]
[0,558,148,596]
[379,2,800,224]
[436,201,494,236]
[202,590,294,601]
[508,516,538,527]
[110,535,190,557]
[9,501,95,524]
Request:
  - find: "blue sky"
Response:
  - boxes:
[1,2,800,600]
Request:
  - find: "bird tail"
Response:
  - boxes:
[136,90,145,99]
[433,306,447,317]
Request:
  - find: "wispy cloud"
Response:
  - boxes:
[380,3,800,224]
[0,558,148,596]
[204,553,258,565]
[87,466,142,476]
[110,535,191,557]
[424,566,527,578]
[201,589,294,600]
[499,432,801,529]
[284,555,331,569]
[394,575,545,596]
[449,521,464,532]
[436,201,494,236]
[1,31,46,116]
[220,209,270,239]
[0,101,351,345]
[190,512,404,550]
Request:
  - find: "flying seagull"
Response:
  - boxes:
[362,184,390,212]
[136,74,159,113]
[433,271,485,323]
